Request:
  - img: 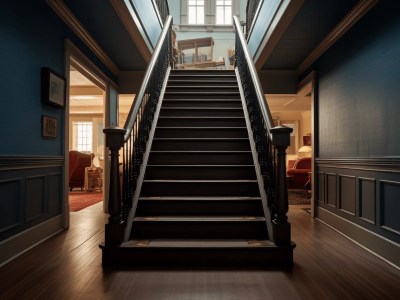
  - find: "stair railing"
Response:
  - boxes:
[103,16,173,246]
[153,0,170,25]
[233,16,292,246]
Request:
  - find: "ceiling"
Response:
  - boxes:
[63,0,147,70]
[70,69,133,114]
[261,0,358,70]
[266,94,311,113]
[65,0,316,115]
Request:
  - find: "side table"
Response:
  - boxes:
[84,167,103,192]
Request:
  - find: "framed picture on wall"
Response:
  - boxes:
[42,115,57,139]
[41,67,66,108]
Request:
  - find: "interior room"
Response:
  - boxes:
[68,66,105,211]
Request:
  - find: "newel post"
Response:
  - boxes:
[103,127,126,246]
[270,126,293,246]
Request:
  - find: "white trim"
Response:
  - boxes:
[297,0,379,74]
[317,206,400,270]
[124,66,171,241]
[0,215,64,267]
[65,40,117,224]
[46,0,120,75]
[236,68,274,240]
[111,0,153,62]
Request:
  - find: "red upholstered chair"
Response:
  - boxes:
[287,157,311,190]
[69,151,94,191]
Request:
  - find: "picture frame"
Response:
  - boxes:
[42,115,57,139]
[41,67,66,108]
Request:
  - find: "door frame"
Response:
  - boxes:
[63,39,118,227]
[297,71,317,217]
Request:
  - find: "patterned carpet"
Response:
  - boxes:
[288,190,311,205]
[69,191,103,212]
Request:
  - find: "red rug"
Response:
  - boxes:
[69,191,103,212]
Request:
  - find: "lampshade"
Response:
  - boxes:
[298,146,312,158]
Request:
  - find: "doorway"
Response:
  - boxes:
[68,64,105,212]
[266,77,314,216]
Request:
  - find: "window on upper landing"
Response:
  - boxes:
[216,0,232,25]
[188,0,204,24]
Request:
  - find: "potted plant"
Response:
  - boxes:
[227,47,235,66]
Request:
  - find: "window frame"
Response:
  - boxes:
[216,0,233,25]
[72,121,93,153]
[188,0,205,25]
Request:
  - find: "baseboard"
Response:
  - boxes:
[317,206,400,270]
[0,215,65,267]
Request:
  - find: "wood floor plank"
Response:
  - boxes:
[0,203,399,299]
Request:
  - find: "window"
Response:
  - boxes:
[188,0,204,24]
[216,0,232,25]
[73,122,93,152]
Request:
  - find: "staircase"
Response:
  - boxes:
[101,70,294,268]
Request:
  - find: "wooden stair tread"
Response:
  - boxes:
[139,196,261,201]
[158,116,244,119]
[142,179,258,183]
[155,127,247,129]
[153,138,249,140]
[123,239,274,248]
[134,216,266,222]
[164,91,240,94]
[161,107,242,110]
[146,165,254,167]
[163,99,241,101]
[150,150,252,153]
[167,85,238,88]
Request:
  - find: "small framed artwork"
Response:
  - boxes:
[41,67,66,108]
[42,115,57,139]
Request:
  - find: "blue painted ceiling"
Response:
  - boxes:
[64,0,147,71]
[262,0,358,70]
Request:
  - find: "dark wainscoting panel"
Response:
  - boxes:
[315,158,400,244]
[317,172,325,204]
[26,176,46,222]
[359,178,376,224]
[327,173,337,208]
[0,179,21,233]
[380,180,400,235]
[0,156,64,241]
[339,175,356,216]
[48,173,62,213]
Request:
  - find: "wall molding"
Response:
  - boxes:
[297,0,379,74]
[0,215,64,267]
[0,156,64,171]
[317,206,400,270]
[46,0,120,75]
[111,0,152,63]
[316,157,400,173]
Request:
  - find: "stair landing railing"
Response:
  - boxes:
[233,16,293,246]
[102,16,173,246]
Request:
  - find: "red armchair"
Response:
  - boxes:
[287,157,311,190]
[69,151,94,191]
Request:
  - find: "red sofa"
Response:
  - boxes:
[69,151,94,191]
[287,157,311,190]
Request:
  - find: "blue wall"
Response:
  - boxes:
[312,1,400,257]
[0,1,115,243]
[0,1,114,156]
[314,1,400,158]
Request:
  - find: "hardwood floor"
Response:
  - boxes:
[0,204,399,300]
